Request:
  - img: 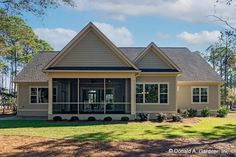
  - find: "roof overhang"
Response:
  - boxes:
[177,81,223,85]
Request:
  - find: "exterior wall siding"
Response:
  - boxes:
[17,82,48,117]
[136,75,177,113]
[176,84,220,111]
[136,49,172,69]
[54,31,129,67]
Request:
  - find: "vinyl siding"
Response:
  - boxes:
[176,84,220,111]
[136,75,177,112]
[136,49,172,69]
[54,30,129,67]
[17,82,48,117]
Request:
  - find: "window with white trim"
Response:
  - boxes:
[30,87,48,104]
[192,87,208,103]
[136,83,169,104]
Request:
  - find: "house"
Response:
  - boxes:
[15,22,222,120]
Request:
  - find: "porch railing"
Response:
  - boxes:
[52,102,131,114]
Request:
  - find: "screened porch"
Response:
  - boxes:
[52,78,131,114]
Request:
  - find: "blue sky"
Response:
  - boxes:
[22,0,235,52]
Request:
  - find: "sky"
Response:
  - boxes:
[23,0,236,53]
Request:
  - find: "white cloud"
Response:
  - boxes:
[177,30,220,45]
[156,32,170,39]
[34,22,133,50]
[74,0,236,26]
[93,22,133,46]
[34,28,77,50]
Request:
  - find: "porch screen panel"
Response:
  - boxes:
[105,78,131,114]
[52,78,78,114]
[79,79,104,114]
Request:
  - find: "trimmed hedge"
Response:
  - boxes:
[88,116,96,121]
[121,116,129,121]
[104,116,112,121]
[70,116,79,121]
[53,116,62,121]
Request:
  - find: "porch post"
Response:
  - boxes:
[48,77,53,115]
[131,76,136,115]
[77,78,80,114]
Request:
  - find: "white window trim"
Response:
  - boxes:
[191,86,209,104]
[29,86,48,104]
[136,82,169,105]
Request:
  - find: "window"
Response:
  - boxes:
[136,84,143,103]
[30,87,48,104]
[192,87,208,103]
[136,83,169,104]
[145,84,158,103]
[160,84,168,103]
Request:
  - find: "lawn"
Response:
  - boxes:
[0,117,235,141]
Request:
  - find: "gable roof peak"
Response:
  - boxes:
[44,22,139,70]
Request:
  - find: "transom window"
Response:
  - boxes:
[192,87,208,103]
[136,83,169,104]
[30,87,48,104]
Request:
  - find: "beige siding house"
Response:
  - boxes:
[15,22,222,120]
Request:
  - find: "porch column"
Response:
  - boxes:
[48,77,53,115]
[131,76,136,115]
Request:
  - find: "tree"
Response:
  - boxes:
[214,0,236,31]
[0,10,53,93]
[205,30,236,105]
[0,0,75,16]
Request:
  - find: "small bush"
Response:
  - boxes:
[177,109,182,114]
[172,114,182,122]
[138,113,148,121]
[201,107,211,117]
[104,116,112,121]
[181,110,188,118]
[70,116,79,121]
[88,116,96,121]
[156,113,167,122]
[217,106,229,117]
[121,116,129,121]
[187,108,198,117]
[53,116,62,121]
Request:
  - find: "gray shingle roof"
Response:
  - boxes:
[14,52,58,82]
[15,47,222,82]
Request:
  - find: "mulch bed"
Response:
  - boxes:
[0,135,235,157]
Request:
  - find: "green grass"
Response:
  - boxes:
[0,117,235,141]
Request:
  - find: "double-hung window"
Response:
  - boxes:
[30,87,48,104]
[192,87,208,104]
[136,83,169,104]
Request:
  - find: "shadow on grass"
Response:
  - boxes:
[1,136,235,157]
[0,120,128,129]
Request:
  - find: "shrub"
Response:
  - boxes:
[187,108,198,117]
[172,114,182,122]
[88,116,96,121]
[104,116,112,121]
[201,107,211,117]
[70,116,79,121]
[217,106,229,117]
[53,116,62,121]
[181,110,188,118]
[138,113,148,121]
[121,116,129,121]
[177,109,182,114]
[156,113,167,122]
